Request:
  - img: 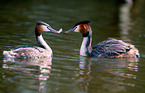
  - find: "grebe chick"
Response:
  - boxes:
[65,21,140,58]
[3,21,62,59]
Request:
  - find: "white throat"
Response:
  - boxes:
[36,35,52,54]
[80,36,92,56]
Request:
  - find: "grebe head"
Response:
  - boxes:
[35,21,62,36]
[65,21,91,37]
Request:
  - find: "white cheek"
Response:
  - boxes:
[43,26,50,31]
[74,26,80,32]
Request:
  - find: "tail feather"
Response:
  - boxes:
[3,51,16,58]
[135,50,140,58]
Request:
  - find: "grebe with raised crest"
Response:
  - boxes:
[65,21,140,58]
[3,21,62,59]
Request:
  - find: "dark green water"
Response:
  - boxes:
[1,0,145,93]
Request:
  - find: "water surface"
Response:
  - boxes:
[0,0,145,93]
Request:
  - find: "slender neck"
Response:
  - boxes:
[36,35,52,54]
[80,30,92,56]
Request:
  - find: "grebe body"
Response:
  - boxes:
[65,21,140,58]
[3,21,62,59]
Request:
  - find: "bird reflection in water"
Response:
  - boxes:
[2,58,52,92]
[76,56,92,92]
[76,56,139,92]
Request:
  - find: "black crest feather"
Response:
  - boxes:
[36,21,47,26]
[74,20,90,27]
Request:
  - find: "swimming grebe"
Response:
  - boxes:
[65,21,140,58]
[3,21,62,59]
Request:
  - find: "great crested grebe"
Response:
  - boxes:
[65,21,140,58]
[3,21,62,59]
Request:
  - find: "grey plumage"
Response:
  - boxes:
[92,38,133,57]
[3,46,51,59]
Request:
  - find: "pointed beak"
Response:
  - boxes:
[65,28,76,33]
[50,28,62,33]
[47,26,62,33]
